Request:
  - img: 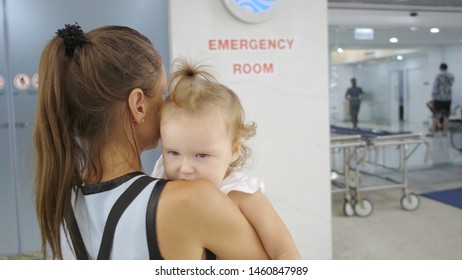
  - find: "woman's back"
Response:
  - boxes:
[62,172,268,259]
[62,173,159,259]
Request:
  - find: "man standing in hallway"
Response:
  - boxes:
[345,78,364,128]
[428,63,455,137]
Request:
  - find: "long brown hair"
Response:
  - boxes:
[34,25,163,259]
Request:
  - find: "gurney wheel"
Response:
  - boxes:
[343,200,355,217]
[401,193,420,211]
[354,199,373,217]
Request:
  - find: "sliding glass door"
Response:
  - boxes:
[0,0,169,258]
[0,0,24,257]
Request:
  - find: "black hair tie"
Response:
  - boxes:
[56,22,86,57]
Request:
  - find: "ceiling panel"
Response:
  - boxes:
[327,0,462,63]
[328,0,462,10]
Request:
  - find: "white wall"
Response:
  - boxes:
[169,0,331,259]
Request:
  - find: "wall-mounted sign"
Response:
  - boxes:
[0,75,4,90]
[14,73,31,90]
[222,0,284,24]
[32,73,39,89]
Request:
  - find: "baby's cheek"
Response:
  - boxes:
[163,165,176,180]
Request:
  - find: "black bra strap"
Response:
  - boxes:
[205,248,217,260]
[97,175,155,260]
[145,179,168,260]
[69,209,90,260]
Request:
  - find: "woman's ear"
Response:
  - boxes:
[128,88,146,124]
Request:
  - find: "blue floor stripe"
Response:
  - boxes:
[421,187,462,209]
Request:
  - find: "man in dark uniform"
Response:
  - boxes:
[345,78,364,128]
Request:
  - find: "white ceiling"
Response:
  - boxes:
[328,0,462,12]
[328,0,462,62]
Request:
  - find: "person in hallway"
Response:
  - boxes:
[151,57,301,259]
[34,23,269,260]
[427,63,455,137]
[345,78,364,128]
[426,100,444,130]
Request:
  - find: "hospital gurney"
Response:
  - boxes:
[330,125,429,217]
[330,134,368,216]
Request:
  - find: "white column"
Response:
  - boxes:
[169,0,331,259]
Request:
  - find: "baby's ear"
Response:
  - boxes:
[231,141,241,162]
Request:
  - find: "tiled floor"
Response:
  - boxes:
[331,120,462,259]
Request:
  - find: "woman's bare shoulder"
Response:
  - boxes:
[162,180,228,210]
[157,180,237,241]
[164,179,217,194]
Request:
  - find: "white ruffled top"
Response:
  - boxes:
[151,156,264,195]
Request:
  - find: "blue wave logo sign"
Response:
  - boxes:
[236,0,275,14]
[223,0,283,24]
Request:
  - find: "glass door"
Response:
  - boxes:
[0,0,24,258]
[0,0,169,259]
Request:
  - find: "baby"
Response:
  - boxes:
[152,57,301,260]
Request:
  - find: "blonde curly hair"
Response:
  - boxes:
[161,57,256,170]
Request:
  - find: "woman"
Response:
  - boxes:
[34,23,268,260]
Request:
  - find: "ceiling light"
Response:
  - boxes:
[430,28,440,33]
[354,28,374,40]
[337,47,344,53]
[389,37,398,43]
[397,55,403,60]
